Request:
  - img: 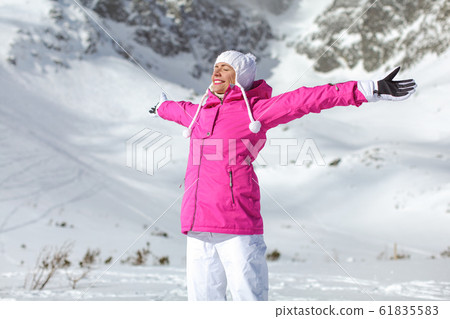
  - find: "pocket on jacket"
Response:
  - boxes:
[225,165,258,209]
[226,166,236,209]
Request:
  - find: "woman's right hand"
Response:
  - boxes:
[149,92,168,115]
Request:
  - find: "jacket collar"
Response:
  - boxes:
[205,80,272,107]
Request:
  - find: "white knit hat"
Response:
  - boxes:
[183,50,261,138]
[215,50,257,91]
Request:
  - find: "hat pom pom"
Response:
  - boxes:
[183,128,191,138]
[249,120,261,133]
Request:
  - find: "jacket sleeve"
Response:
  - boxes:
[253,81,368,130]
[156,100,198,128]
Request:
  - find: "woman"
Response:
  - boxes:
[152,50,416,301]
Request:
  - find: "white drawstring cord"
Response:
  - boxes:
[235,82,261,133]
[183,89,209,138]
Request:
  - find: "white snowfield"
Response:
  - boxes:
[0,0,449,301]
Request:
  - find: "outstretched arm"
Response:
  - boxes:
[254,81,367,130]
[149,92,198,128]
[254,67,416,130]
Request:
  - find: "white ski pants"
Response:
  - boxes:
[186,231,268,301]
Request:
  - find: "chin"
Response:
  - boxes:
[215,85,228,94]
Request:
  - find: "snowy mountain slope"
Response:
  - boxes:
[293,0,450,72]
[5,0,275,94]
[0,0,449,301]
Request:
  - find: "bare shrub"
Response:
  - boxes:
[266,249,281,261]
[390,243,410,260]
[157,256,170,265]
[79,248,101,267]
[378,243,411,261]
[66,248,101,289]
[121,242,151,266]
[151,230,169,238]
[66,268,90,289]
[121,242,170,266]
[440,247,450,258]
[26,241,73,290]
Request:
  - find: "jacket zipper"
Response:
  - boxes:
[221,91,229,105]
[190,92,227,231]
[190,139,204,231]
[229,170,235,205]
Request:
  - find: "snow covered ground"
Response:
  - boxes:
[2,260,449,301]
[0,0,449,301]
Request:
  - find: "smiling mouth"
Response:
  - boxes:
[213,79,225,85]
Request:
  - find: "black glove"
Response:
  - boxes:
[375,67,417,101]
[148,92,168,116]
[148,103,157,114]
[357,67,417,102]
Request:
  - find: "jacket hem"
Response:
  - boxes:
[182,226,264,236]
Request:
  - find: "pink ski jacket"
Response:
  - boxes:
[157,80,367,235]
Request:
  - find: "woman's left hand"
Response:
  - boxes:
[374,67,417,101]
[358,66,417,102]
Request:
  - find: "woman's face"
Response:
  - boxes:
[211,62,236,94]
